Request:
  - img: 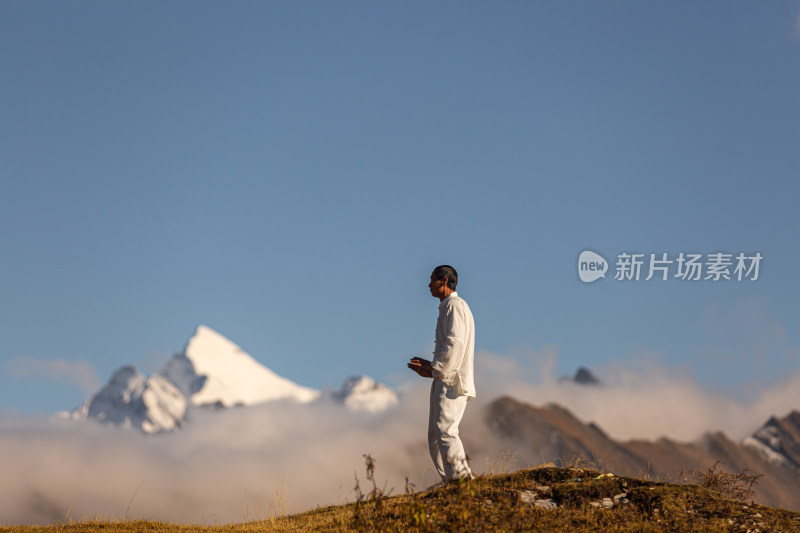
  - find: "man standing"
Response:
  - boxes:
[408,265,475,482]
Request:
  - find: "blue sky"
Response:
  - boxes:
[1,2,799,415]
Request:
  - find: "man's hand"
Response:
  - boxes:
[408,357,434,378]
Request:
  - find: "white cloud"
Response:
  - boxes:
[0,389,436,525]
[5,355,100,394]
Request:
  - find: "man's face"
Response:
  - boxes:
[429,273,447,299]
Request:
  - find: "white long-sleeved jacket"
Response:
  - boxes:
[431,292,476,400]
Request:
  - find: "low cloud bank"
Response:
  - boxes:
[1,351,799,525]
[0,387,435,525]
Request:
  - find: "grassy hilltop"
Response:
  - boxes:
[3,463,799,532]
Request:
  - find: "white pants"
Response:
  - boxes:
[428,379,473,482]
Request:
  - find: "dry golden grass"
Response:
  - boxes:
[3,460,799,532]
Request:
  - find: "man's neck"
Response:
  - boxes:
[439,289,455,302]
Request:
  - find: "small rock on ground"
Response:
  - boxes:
[517,492,558,510]
[534,498,558,510]
[590,498,614,509]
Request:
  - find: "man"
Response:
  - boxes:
[408,265,476,482]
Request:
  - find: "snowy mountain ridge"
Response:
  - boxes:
[331,375,399,413]
[71,325,397,433]
[70,365,187,433]
[742,411,800,470]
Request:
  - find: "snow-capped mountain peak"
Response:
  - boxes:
[743,411,800,470]
[69,327,397,434]
[72,365,186,433]
[332,375,398,413]
[160,325,319,407]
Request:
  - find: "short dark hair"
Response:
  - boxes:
[432,265,458,290]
